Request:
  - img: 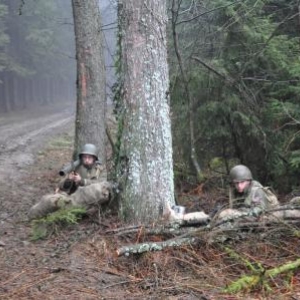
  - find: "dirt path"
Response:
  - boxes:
[0,105,78,298]
[0,106,74,182]
[0,105,74,218]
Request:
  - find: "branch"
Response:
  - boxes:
[191,55,258,110]
[115,205,300,256]
[171,0,203,180]
[116,237,196,256]
[242,78,300,83]
[175,0,243,25]
[106,126,116,155]
[192,56,230,82]
[105,212,210,237]
[224,258,300,293]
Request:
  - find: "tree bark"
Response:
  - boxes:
[72,0,107,165]
[118,0,175,223]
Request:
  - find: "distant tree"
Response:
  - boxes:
[72,0,107,165]
[0,0,75,111]
[117,0,175,223]
[0,2,10,112]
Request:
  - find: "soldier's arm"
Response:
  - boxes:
[79,165,107,186]
[251,188,269,210]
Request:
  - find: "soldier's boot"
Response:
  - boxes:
[28,193,71,220]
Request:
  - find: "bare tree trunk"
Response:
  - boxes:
[118,0,175,223]
[171,0,202,181]
[72,0,106,164]
[1,74,9,113]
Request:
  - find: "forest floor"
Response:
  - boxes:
[0,104,300,300]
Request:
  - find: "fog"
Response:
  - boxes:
[0,0,117,113]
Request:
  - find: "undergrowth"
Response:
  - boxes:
[30,206,86,240]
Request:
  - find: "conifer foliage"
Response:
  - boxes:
[168,0,300,191]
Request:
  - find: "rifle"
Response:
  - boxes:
[59,159,81,176]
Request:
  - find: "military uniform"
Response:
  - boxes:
[58,163,107,195]
[229,180,279,211]
[28,144,111,220]
[218,165,279,220]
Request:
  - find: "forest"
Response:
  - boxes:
[167,0,300,194]
[1,0,300,298]
[1,0,299,193]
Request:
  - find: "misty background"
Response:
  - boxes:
[0,0,117,113]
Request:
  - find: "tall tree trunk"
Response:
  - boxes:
[72,0,106,164]
[1,74,9,113]
[118,0,175,223]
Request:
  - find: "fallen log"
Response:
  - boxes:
[116,237,196,256]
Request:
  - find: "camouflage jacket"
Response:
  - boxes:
[230,180,279,211]
[58,163,107,195]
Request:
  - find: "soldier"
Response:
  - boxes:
[28,143,112,219]
[218,165,279,220]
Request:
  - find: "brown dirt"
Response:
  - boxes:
[1,105,300,300]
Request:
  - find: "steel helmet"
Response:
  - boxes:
[79,143,98,160]
[229,165,253,182]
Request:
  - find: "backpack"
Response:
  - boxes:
[260,186,279,209]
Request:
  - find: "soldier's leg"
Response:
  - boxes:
[260,198,300,221]
[28,193,71,220]
[70,181,112,208]
[262,206,300,221]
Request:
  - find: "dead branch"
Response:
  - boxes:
[225,258,300,293]
[115,205,300,256]
[115,216,300,256]
[105,224,145,235]
[112,226,201,237]
[116,237,196,256]
[105,220,207,237]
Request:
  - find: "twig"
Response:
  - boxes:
[105,224,147,234]
[101,279,141,289]
[171,0,203,180]
[105,217,209,237]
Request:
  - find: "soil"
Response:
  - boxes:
[1,105,300,300]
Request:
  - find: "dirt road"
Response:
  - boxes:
[0,106,74,183]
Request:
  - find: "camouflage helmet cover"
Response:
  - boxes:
[79,143,98,160]
[229,164,253,182]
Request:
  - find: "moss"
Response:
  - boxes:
[30,206,86,240]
